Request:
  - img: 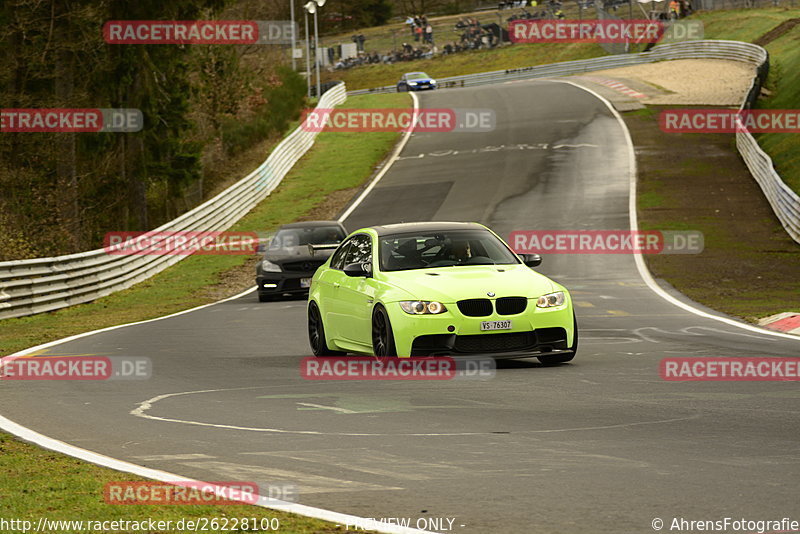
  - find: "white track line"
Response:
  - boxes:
[558,79,800,342]
[0,413,428,534]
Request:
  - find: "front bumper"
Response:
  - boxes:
[408,84,436,91]
[256,272,316,296]
[410,328,569,359]
[385,301,574,358]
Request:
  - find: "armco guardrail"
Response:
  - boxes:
[0,83,347,321]
[349,40,800,245]
[347,40,767,95]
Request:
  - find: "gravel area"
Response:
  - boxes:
[588,59,756,106]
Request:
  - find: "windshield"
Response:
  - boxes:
[379,229,520,271]
[407,73,428,80]
[269,226,345,251]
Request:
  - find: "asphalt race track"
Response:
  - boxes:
[2,80,799,533]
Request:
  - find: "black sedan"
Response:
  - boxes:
[256,221,347,302]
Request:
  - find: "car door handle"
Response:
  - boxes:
[333,282,340,288]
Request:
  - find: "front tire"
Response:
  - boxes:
[308,301,343,356]
[372,305,397,357]
[538,312,578,365]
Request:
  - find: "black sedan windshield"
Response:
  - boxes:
[269,226,344,251]
[380,229,520,271]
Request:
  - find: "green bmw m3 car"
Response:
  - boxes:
[307,222,577,363]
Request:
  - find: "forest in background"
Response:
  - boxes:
[0,0,308,261]
[0,0,477,261]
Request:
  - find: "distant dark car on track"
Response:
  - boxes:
[256,221,347,302]
[397,72,438,92]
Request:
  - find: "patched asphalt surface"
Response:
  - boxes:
[2,80,799,533]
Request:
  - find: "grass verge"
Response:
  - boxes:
[626,9,800,321]
[0,433,354,534]
[0,91,409,532]
[697,7,800,195]
[628,105,800,321]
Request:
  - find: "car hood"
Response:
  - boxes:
[265,246,333,263]
[379,264,557,303]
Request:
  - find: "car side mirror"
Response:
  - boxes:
[343,262,372,277]
[521,253,542,267]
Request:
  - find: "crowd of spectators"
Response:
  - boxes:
[333,43,433,69]
[405,15,435,44]
[332,5,567,71]
[450,17,502,50]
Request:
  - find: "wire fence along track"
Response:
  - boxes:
[0,84,348,321]
[349,40,800,246]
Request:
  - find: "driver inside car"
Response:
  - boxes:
[448,239,472,263]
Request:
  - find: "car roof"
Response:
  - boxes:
[367,221,486,236]
[277,220,344,230]
[405,72,428,77]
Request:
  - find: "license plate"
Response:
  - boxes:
[480,320,512,331]
[300,278,312,288]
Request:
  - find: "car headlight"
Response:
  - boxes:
[408,81,418,85]
[536,291,565,308]
[261,259,281,272]
[399,301,447,315]
[429,79,437,84]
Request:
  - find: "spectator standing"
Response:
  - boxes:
[668,0,680,18]
[425,24,433,44]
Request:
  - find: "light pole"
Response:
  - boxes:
[304,2,314,98]
[289,0,297,70]
[313,0,326,99]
